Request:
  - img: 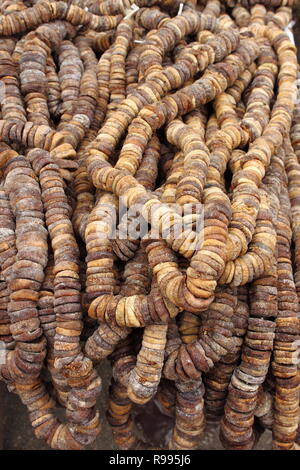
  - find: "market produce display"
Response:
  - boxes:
[0,0,299,451]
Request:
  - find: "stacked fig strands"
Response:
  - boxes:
[0,0,299,450]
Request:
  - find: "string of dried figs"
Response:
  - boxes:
[0,0,299,452]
